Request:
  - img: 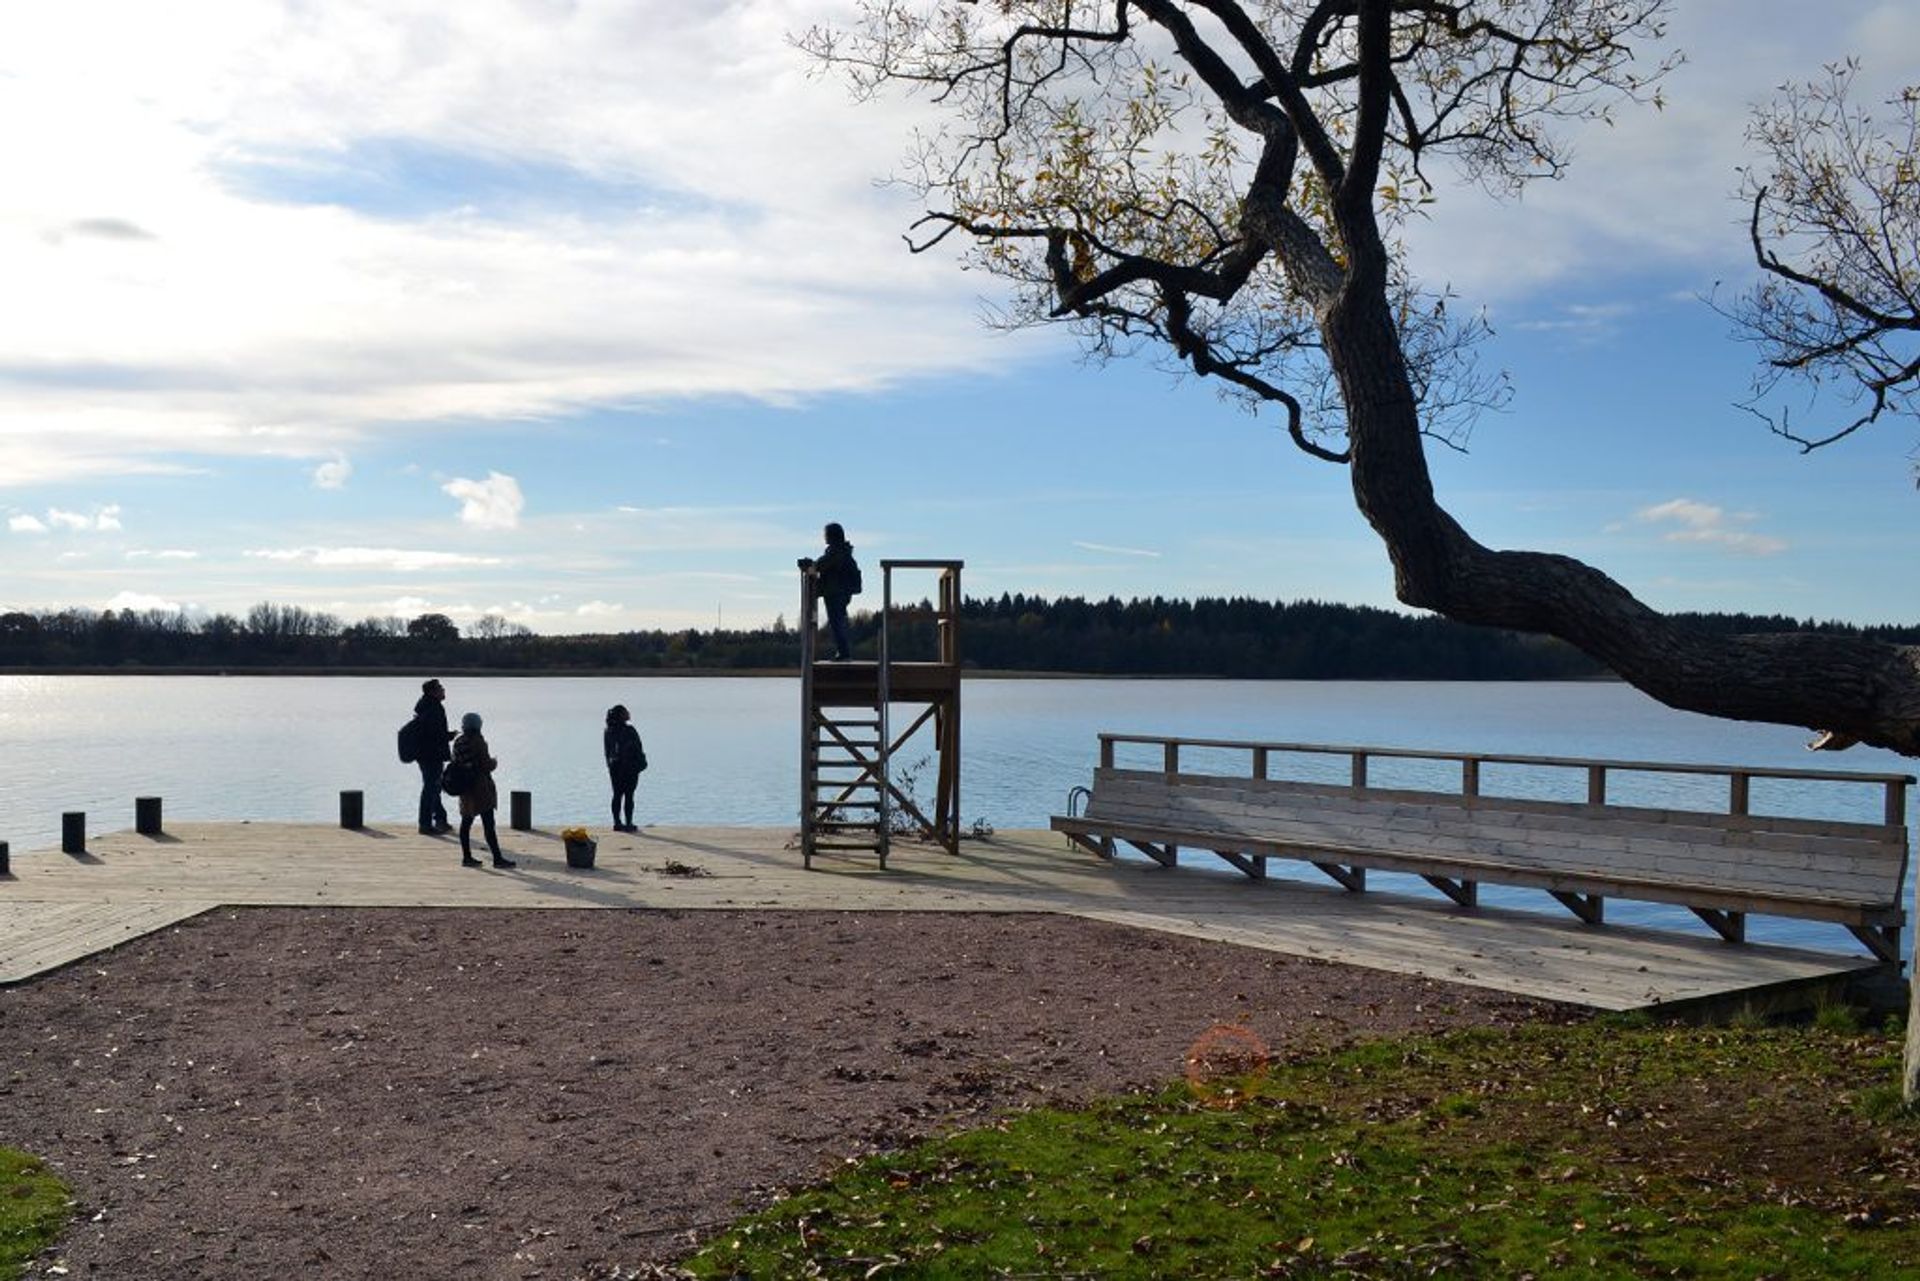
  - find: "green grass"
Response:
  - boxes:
[0,1148,69,1280]
[684,1020,1920,1279]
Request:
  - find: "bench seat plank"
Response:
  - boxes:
[1074,799,1900,902]
[1050,812,1901,927]
[1080,770,1904,904]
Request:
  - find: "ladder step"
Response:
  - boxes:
[811,801,881,811]
[812,841,884,852]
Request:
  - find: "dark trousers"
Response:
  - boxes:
[824,594,851,660]
[610,769,638,826]
[417,760,448,830]
[460,809,501,860]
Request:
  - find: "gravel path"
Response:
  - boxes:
[0,907,1561,1278]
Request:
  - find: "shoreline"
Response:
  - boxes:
[0,664,1623,681]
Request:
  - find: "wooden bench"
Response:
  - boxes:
[1052,735,1915,962]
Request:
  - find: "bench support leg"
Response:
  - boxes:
[1847,923,1901,964]
[1313,862,1366,892]
[1551,891,1605,925]
[1063,832,1114,861]
[1690,907,1746,944]
[1210,848,1266,881]
[1122,838,1177,870]
[1424,876,1478,908]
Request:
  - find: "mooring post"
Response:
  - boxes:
[510,790,532,831]
[339,790,364,830]
[135,796,163,835]
[0,840,10,876]
[61,812,85,854]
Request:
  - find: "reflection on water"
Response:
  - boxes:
[2,674,1911,957]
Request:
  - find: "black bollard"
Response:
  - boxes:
[1,840,9,876]
[135,796,163,836]
[62,812,85,854]
[509,790,532,832]
[339,790,364,830]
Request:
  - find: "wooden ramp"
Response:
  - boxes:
[0,822,1885,1011]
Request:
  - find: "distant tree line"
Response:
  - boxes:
[0,597,1913,680]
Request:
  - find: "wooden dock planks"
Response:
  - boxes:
[0,821,1884,1010]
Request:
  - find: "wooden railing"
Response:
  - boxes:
[1096,733,1916,827]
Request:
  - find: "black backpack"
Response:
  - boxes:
[397,718,420,764]
[846,556,863,596]
[440,757,474,796]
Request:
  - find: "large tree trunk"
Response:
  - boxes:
[1324,287,1920,758]
[1325,284,1920,1100]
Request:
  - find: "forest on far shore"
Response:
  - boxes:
[1,595,1914,681]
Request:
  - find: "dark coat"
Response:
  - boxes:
[451,730,498,817]
[815,540,859,604]
[605,722,645,782]
[412,695,453,764]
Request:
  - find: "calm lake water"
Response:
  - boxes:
[2,674,1912,957]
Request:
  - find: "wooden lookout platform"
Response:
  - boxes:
[0,820,1892,1017]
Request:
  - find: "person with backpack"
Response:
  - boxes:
[799,521,861,661]
[603,704,647,832]
[405,678,454,835]
[447,711,514,869]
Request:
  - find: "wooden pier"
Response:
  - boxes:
[0,820,1888,1014]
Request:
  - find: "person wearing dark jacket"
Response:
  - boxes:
[800,521,860,661]
[603,704,646,832]
[412,678,454,834]
[450,711,514,869]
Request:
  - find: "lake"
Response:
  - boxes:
[1,674,1912,957]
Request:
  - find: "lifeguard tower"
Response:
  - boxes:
[798,559,964,868]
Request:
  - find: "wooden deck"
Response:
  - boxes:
[0,821,1886,1012]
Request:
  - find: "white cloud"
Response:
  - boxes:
[1510,302,1635,342]
[246,545,505,571]
[1402,2,1920,304]
[127,548,199,560]
[574,599,623,616]
[312,455,352,489]
[443,471,525,530]
[1636,498,1787,556]
[105,590,181,612]
[1073,540,1161,559]
[41,504,121,532]
[8,514,48,533]
[0,1,1017,489]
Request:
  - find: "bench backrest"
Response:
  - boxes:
[1085,765,1910,912]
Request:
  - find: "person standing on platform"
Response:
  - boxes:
[799,521,861,661]
[603,704,647,832]
[412,678,454,835]
[449,711,515,869]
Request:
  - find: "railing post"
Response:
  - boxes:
[62,812,86,854]
[1729,772,1751,817]
[135,796,163,835]
[1252,746,1269,780]
[1099,736,1115,770]
[510,790,533,831]
[1350,752,1368,790]
[1163,740,1179,776]
[1888,780,1910,829]
[1586,766,1607,806]
[1462,758,1480,798]
[338,791,364,830]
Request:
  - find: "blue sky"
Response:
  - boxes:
[1,1,1915,633]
